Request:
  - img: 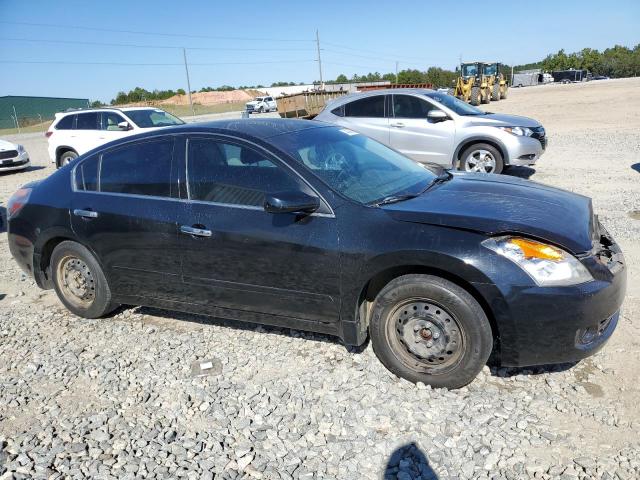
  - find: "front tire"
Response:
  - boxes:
[470,87,481,106]
[459,142,504,174]
[370,274,493,389]
[51,241,117,318]
[492,83,500,101]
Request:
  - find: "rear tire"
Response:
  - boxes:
[58,150,78,168]
[481,88,490,104]
[369,274,493,389]
[51,241,117,318]
[492,83,500,101]
[470,87,481,106]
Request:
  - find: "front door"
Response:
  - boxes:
[389,94,456,166]
[70,136,184,300]
[176,135,341,325]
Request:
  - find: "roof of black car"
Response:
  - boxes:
[171,118,325,139]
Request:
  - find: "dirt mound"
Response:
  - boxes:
[159,90,254,106]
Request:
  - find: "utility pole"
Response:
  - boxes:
[395,61,399,84]
[183,48,195,117]
[511,65,514,85]
[12,105,20,133]
[315,29,323,89]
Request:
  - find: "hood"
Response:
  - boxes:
[0,139,18,150]
[464,113,541,128]
[385,173,594,254]
[246,100,261,106]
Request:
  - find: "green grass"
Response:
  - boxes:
[0,121,50,136]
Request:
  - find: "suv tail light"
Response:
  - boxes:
[7,187,32,219]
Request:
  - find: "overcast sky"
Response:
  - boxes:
[0,0,638,102]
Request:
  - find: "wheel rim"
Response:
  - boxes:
[56,255,95,308]
[387,298,465,374]
[465,149,496,173]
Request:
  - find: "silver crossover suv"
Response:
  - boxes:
[315,89,546,174]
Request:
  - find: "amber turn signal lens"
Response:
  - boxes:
[510,238,563,261]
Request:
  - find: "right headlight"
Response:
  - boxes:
[482,236,592,287]
[497,126,534,137]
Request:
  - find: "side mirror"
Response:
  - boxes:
[427,110,449,122]
[117,121,131,131]
[264,191,320,215]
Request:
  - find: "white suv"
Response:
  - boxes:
[46,107,185,167]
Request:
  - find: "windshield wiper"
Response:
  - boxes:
[370,193,419,207]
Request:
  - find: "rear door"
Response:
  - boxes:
[176,134,341,325]
[389,94,456,166]
[73,112,102,155]
[70,136,184,300]
[336,94,390,146]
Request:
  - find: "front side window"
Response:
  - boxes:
[101,112,126,131]
[344,95,385,118]
[270,126,436,205]
[76,112,99,130]
[392,95,435,119]
[100,139,173,197]
[124,109,184,128]
[187,138,300,207]
[56,114,75,130]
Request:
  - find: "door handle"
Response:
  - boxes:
[391,122,405,128]
[180,225,212,237]
[73,209,98,218]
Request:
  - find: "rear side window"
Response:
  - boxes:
[187,137,300,207]
[100,139,173,197]
[76,112,99,130]
[75,155,99,191]
[56,115,75,130]
[344,95,385,118]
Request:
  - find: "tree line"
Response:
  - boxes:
[104,43,638,106]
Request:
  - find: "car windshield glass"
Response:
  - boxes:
[462,64,478,77]
[125,109,184,128]
[425,92,486,116]
[270,126,437,205]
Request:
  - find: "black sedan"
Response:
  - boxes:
[7,119,626,388]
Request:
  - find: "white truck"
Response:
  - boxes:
[245,96,277,114]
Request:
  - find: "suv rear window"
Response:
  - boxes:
[56,115,75,130]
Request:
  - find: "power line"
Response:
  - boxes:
[0,59,316,66]
[322,40,430,62]
[0,20,314,42]
[0,37,313,52]
[323,48,427,68]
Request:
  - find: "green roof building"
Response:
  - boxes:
[0,95,89,129]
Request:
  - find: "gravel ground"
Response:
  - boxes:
[1,78,639,479]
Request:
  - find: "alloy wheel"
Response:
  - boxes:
[465,149,497,173]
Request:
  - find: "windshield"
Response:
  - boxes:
[461,64,478,77]
[270,126,437,205]
[125,109,185,128]
[425,92,486,116]
[484,64,498,76]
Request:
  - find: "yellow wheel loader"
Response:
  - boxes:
[448,62,492,106]
[483,62,509,101]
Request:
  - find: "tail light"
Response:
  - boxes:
[45,131,53,138]
[7,187,32,219]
